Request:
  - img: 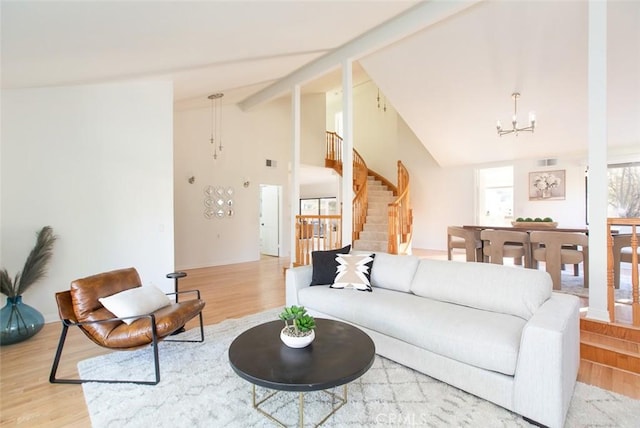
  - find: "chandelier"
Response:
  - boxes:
[208,93,224,159]
[496,92,535,136]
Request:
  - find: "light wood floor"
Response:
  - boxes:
[0,252,637,427]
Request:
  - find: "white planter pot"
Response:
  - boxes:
[280,328,315,348]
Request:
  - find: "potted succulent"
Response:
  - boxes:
[512,217,558,228]
[0,226,56,345]
[278,305,316,348]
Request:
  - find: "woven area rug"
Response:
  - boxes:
[79,309,640,428]
[557,266,632,302]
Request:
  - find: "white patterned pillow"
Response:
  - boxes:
[330,254,375,291]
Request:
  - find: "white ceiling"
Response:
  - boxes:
[1,0,417,103]
[2,1,638,167]
[360,0,640,166]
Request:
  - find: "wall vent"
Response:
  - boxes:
[265,159,277,168]
[537,158,558,167]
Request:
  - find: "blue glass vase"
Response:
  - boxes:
[0,296,44,346]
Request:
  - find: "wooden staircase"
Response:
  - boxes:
[325,131,412,255]
[579,318,640,398]
[353,176,395,252]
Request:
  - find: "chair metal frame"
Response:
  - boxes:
[49,289,204,386]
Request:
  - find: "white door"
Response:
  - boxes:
[260,184,280,256]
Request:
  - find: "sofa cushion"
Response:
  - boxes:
[330,253,375,291]
[299,286,525,376]
[410,259,552,321]
[99,284,171,325]
[309,245,351,285]
[370,252,419,292]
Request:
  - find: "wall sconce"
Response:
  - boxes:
[243,178,250,188]
[188,176,196,184]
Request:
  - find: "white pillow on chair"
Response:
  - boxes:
[99,285,171,325]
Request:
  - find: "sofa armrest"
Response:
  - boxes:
[513,293,580,428]
[285,265,313,306]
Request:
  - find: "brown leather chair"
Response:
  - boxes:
[49,267,205,385]
[613,234,640,289]
[530,231,588,291]
[480,229,531,268]
[447,226,482,262]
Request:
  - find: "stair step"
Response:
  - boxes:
[579,317,640,375]
[367,218,388,224]
[368,195,394,203]
[359,231,387,241]
[366,208,387,215]
[368,198,391,204]
[580,331,640,374]
[363,223,387,232]
[367,209,389,217]
[353,240,388,252]
[580,317,640,342]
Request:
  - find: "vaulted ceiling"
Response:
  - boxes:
[2,1,638,167]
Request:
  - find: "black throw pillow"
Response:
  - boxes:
[309,245,351,285]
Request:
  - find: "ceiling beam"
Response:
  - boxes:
[238,0,483,111]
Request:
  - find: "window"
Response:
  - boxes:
[299,197,338,215]
[476,166,514,226]
[608,162,640,218]
[299,197,338,238]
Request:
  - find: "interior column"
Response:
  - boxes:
[586,0,610,322]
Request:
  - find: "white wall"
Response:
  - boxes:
[326,81,399,180]
[300,179,340,200]
[300,93,327,167]
[513,157,588,227]
[173,94,326,269]
[406,144,640,251]
[1,81,175,322]
[353,82,399,180]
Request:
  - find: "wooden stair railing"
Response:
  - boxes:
[294,215,342,266]
[388,160,413,255]
[325,132,369,241]
[325,132,413,254]
[325,131,342,172]
[607,218,639,326]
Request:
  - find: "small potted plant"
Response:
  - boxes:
[278,305,316,348]
[512,217,558,228]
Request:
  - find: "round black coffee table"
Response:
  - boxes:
[228,318,375,427]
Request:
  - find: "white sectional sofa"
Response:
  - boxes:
[285,252,580,428]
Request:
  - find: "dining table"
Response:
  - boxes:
[462,225,589,233]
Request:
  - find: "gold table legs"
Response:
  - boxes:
[252,384,348,427]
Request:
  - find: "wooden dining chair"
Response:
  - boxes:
[530,231,588,291]
[447,226,482,262]
[480,229,531,268]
